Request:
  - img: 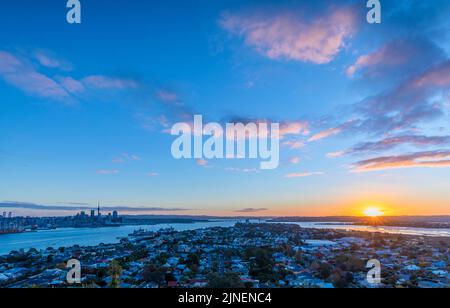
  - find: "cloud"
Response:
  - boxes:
[0,51,71,101]
[282,140,305,149]
[308,127,343,142]
[235,208,268,213]
[308,120,358,142]
[56,202,92,206]
[354,59,450,135]
[279,121,310,138]
[289,157,301,164]
[196,159,209,167]
[224,117,309,140]
[220,6,358,64]
[346,37,445,78]
[156,90,180,104]
[34,50,73,71]
[0,50,141,104]
[96,169,120,175]
[225,167,259,173]
[285,172,324,178]
[81,75,139,90]
[112,153,141,163]
[351,150,450,172]
[0,201,190,213]
[326,151,346,158]
[147,172,159,177]
[59,77,85,94]
[340,134,450,156]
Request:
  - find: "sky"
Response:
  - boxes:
[1,0,450,217]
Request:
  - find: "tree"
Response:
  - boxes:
[207,273,244,288]
[108,260,123,288]
[142,264,165,286]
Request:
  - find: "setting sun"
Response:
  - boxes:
[363,207,384,217]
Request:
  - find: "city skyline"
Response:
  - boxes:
[1,0,450,217]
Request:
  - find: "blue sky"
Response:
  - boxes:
[1,0,450,217]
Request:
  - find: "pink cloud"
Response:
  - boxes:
[280,121,310,138]
[220,7,358,64]
[156,90,179,104]
[82,75,139,90]
[196,159,209,167]
[412,61,450,89]
[59,77,85,94]
[285,172,324,178]
[308,127,342,142]
[347,43,407,77]
[282,140,305,149]
[0,51,71,101]
[326,151,345,158]
[289,157,301,164]
[34,51,73,71]
[351,150,450,172]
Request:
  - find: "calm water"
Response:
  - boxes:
[278,222,450,237]
[1,220,449,256]
[0,220,238,256]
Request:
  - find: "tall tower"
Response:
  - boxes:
[97,202,101,216]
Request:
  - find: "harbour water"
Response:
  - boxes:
[279,222,450,237]
[0,220,449,256]
[0,220,238,256]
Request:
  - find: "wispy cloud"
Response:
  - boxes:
[235,208,268,213]
[337,135,450,156]
[96,169,120,175]
[82,75,139,90]
[0,201,190,213]
[282,140,305,150]
[225,167,259,173]
[346,38,444,78]
[0,51,71,102]
[308,127,343,142]
[34,50,73,71]
[112,153,141,164]
[289,157,301,164]
[220,6,358,64]
[285,172,324,178]
[0,50,140,104]
[351,150,450,172]
[355,59,450,135]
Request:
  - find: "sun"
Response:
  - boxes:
[363,207,384,217]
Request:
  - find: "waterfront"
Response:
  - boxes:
[1,223,449,288]
[1,220,449,256]
[0,220,238,256]
[280,222,450,237]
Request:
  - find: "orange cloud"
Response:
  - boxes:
[352,150,450,172]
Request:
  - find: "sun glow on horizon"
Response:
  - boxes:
[363,207,384,217]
